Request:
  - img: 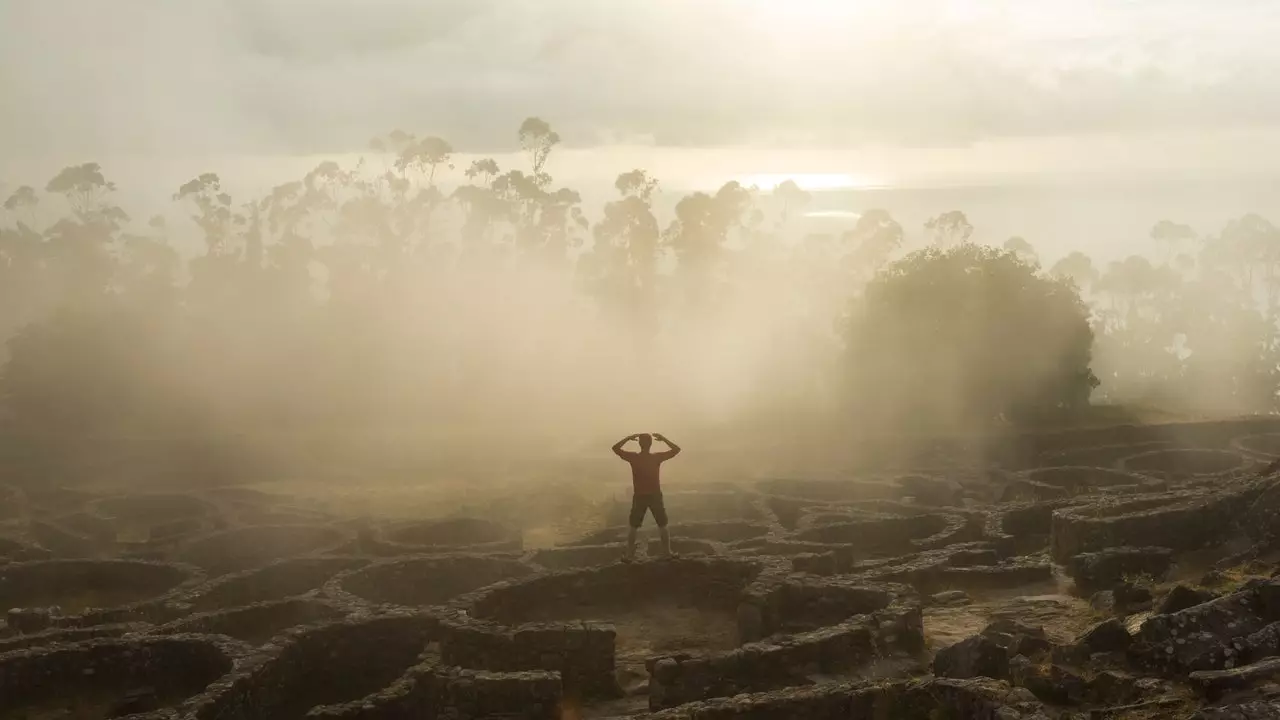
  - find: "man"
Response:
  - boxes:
[611,432,681,561]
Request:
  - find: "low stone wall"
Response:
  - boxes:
[378,517,523,555]
[464,558,762,626]
[0,535,52,562]
[635,676,1046,720]
[177,524,352,576]
[793,513,972,556]
[173,556,371,612]
[0,621,151,653]
[437,613,620,700]
[304,663,563,720]
[753,478,901,503]
[1120,448,1249,479]
[27,519,97,558]
[530,544,627,570]
[1232,432,1280,459]
[1049,485,1260,562]
[152,597,350,645]
[90,493,219,526]
[195,612,439,720]
[0,558,204,629]
[1040,440,1177,469]
[0,633,252,720]
[326,554,536,609]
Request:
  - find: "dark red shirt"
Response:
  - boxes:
[623,451,676,495]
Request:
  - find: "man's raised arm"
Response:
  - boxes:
[612,434,638,459]
[653,433,681,459]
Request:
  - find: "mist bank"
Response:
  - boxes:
[2,118,1280,489]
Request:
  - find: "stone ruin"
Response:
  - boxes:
[9,420,1280,717]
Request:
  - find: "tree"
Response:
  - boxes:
[924,210,973,248]
[1150,220,1195,264]
[843,209,904,278]
[1049,251,1098,293]
[519,117,561,177]
[844,244,1099,431]
[1002,236,1038,265]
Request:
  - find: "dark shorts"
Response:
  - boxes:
[628,492,667,528]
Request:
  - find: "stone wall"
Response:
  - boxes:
[437,613,620,699]
[643,670,1036,719]
[177,525,351,576]
[327,554,535,608]
[197,613,438,720]
[173,556,370,612]
[153,597,349,645]
[0,634,249,719]
[644,574,924,710]
[1049,484,1261,562]
[304,664,563,720]
[0,558,203,629]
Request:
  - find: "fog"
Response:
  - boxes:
[4,0,1280,493]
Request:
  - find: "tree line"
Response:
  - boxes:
[1,116,1278,464]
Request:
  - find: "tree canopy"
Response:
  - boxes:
[845,244,1098,431]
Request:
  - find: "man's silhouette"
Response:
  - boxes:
[612,432,681,561]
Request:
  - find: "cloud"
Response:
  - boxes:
[3,0,1280,160]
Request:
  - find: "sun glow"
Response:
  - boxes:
[734,173,886,192]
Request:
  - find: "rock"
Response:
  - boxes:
[1201,569,1230,587]
[1114,583,1154,613]
[1090,591,1115,614]
[930,590,972,607]
[933,635,1010,681]
[1245,622,1280,663]
[1077,618,1132,654]
[1008,656,1087,705]
[1191,656,1280,700]
[1157,584,1220,614]
[896,475,962,506]
[1067,546,1174,593]
[1087,670,1139,705]
[1191,701,1280,720]
[981,619,1052,658]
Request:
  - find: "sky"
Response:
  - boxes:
[3,0,1280,190]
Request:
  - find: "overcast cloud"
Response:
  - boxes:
[3,0,1280,159]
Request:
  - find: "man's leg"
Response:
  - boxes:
[652,494,672,557]
[625,494,646,561]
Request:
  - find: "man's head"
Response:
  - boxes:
[637,433,653,451]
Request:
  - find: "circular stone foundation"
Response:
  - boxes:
[1119,448,1246,477]
[179,556,370,613]
[755,478,900,503]
[1042,441,1175,469]
[329,555,535,608]
[381,517,520,551]
[793,513,966,555]
[202,614,436,720]
[1233,433,1280,459]
[91,493,216,525]
[155,598,347,645]
[0,559,198,618]
[1049,489,1251,562]
[465,558,763,696]
[0,536,51,562]
[0,635,243,719]
[177,525,348,576]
